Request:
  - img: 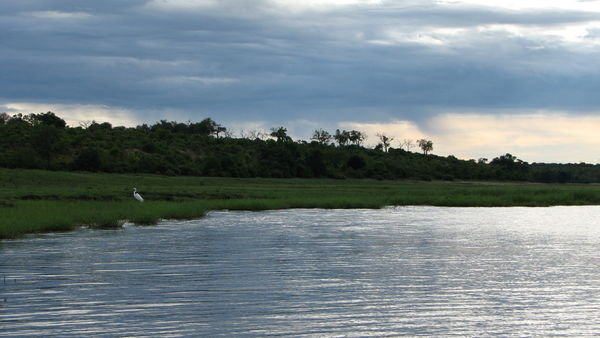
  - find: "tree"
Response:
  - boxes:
[0,112,9,125]
[311,129,332,145]
[334,129,350,146]
[270,127,292,143]
[348,130,366,146]
[88,122,112,131]
[417,139,433,155]
[31,125,63,168]
[400,139,414,152]
[214,124,227,138]
[12,110,599,183]
[25,111,66,128]
[347,155,366,170]
[490,153,529,170]
[38,112,66,128]
[190,118,217,136]
[72,148,103,171]
[306,149,327,176]
[490,153,518,167]
[376,133,394,152]
[244,129,267,140]
[79,120,93,129]
[490,153,529,180]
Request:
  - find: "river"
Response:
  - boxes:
[2,206,600,336]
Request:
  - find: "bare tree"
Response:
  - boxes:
[79,120,93,129]
[399,139,414,152]
[255,130,269,140]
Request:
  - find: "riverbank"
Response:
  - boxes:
[2,168,600,239]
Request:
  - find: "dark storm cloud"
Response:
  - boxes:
[2,0,600,124]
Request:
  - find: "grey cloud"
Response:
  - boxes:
[2,0,600,125]
[364,5,600,27]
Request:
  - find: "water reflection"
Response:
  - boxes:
[2,206,600,336]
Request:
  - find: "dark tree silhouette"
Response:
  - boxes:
[377,133,394,152]
[270,127,292,143]
[417,139,433,155]
[2,111,600,183]
[26,112,66,129]
[311,129,332,145]
[334,129,349,146]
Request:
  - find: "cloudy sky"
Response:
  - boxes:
[3,0,600,163]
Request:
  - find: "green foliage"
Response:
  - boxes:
[490,153,530,180]
[2,112,600,183]
[25,111,66,128]
[347,155,366,170]
[306,150,327,177]
[31,125,64,168]
[72,148,105,171]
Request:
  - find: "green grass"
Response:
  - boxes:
[2,168,600,239]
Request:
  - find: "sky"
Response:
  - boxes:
[2,0,600,163]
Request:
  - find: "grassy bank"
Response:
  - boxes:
[2,168,600,239]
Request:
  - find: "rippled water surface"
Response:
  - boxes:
[2,206,600,336]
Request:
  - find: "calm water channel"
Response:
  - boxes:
[2,206,600,336]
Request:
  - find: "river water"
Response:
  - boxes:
[2,206,600,336]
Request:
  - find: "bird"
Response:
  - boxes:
[133,188,144,202]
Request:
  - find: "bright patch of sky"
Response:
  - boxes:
[437,0,600,11]
[270,0,384,11]
[1,102,141,128]
[346,112,600,163]
[28,11,93,19]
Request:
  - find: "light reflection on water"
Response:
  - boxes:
[2,206,600,336]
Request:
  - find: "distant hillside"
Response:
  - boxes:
[2,111,600,183]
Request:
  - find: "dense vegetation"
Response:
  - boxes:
[3,168,600,239]
[2,111,600,183]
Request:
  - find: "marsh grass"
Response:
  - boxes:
[2,168,600,238]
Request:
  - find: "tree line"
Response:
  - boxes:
[2,111,600,183]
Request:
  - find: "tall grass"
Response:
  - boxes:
[2,168,600,238]
[0,200,210,238]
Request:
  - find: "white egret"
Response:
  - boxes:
[133,188,144,202]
